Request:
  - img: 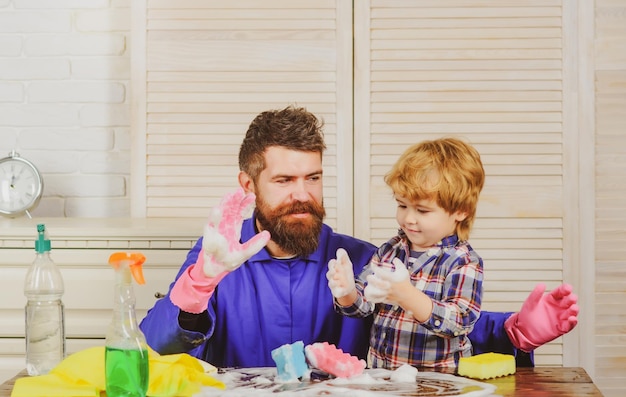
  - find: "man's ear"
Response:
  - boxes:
[238,171,255,194]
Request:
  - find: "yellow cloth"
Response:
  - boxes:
[11,346,224,397]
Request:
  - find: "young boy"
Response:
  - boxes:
[327,137,486,369]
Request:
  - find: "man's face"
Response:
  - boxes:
[252,146,326,257]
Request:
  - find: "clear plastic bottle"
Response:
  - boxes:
[105,252,149,397]
[24,224,66,376]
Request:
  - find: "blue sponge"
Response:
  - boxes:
[271,341,309,381]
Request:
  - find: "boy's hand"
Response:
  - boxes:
[364,258,409,304]
[326,248,356,299]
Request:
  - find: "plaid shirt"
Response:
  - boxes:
[337,231,483,369]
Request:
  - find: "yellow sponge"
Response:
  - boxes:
[457,352,516,379]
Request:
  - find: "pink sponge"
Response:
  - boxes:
[304,342,366,378]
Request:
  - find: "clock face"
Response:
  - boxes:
[0,156,44,216]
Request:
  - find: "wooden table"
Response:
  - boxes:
[0,367,603,396]
[474,367,603,396]
[0,370,24,397]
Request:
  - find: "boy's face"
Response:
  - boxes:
[394,194,467,251]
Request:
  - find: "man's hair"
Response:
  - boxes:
[384,137,485,241]
[238,106,327,182]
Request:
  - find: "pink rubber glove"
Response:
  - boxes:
[170,188,270,313]
[504,283,579,352]
[326,248,356,299]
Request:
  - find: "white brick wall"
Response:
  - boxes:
[0,0,131,218]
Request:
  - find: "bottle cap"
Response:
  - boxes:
[109,252,146,285]
[35,224,51,253]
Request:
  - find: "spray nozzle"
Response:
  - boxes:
[35,223,51,253]
[108,252,146,285]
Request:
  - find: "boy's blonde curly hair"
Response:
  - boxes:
[384,137,485,241]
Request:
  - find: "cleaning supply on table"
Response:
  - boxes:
[304,342,366,378]
[10,346,225,397]
[271,341,310,381]
[105,252,149,397]
[457,352,516,379]
[24,223,66,376]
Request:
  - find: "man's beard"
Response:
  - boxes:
[255,195,326,258]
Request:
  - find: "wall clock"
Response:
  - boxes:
[0,150,44,218]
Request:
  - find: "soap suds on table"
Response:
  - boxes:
[194,366,497,397]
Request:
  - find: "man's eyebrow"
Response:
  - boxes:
[271,170,323,180]
[270,174,293,180]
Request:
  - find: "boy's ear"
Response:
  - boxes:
[454,211,468,222]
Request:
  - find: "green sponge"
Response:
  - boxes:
[458,352,516,379]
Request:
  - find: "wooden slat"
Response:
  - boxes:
[148,0,336,10]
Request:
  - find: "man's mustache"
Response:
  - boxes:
[274,201,323,217]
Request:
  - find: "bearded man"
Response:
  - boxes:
[139,106,578,368]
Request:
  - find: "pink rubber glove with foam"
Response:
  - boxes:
[170,188,270,313]
[504,283,579,352]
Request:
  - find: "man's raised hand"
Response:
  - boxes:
[170,188,270,313]
[202,188,270,277]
